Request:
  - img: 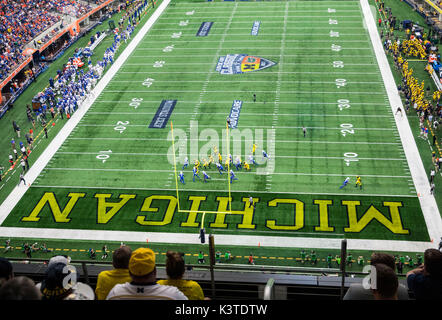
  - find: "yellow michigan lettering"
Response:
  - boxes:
[343,201,409,234]
[266,199,304,230]
[209,197,256,229]
[21,192,86,223]
[314,199,334,232]
[136,195,177,226]
[180,196,207,227]
[95,194,136,224]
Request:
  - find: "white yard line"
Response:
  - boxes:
[43,167,410,179]
[28,184,417,198]
[76,124,396,130]
[360,0,442,246]
[109,78,383,85]
[0,0,172,225]
[86,111,391,118]
[102,89,386,94]
[67,137,399,145]
[53,152,404,161]
[94,100,387,106]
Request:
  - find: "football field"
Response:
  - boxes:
[0,0,440,254]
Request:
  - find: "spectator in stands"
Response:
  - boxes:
[0,276,41,300]
[36,255,94,300]
[0,257,13,287]
[106,247,188,300]
[407,248,442,299]
[95,245,132,300]
[372,263,399,300]
[343,252,409,300]
[157,251,206,300]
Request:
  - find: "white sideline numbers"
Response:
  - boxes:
[344,153,359,166]
[97,150,112,163]
[163,45,174,52]
[333,61,344,68]
[337,99,351,111]
[336,79,347,88]
[114,121,129,134]
[331,44,341,52]
[340,124,354,137]
[129,98,143,109]
[142,78,154,87]
[153,61,165,68]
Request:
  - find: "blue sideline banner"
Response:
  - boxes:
[149,100,177,129]
[196,22,213,36]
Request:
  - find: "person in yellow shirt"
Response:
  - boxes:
[355,176,362,190]
[218,152,222,163]
[208,154,214,168]
[243,161,250,171]
[202,158,209,169]
[157,251,206,300]
[252,143,257,154]
[95,245,133,300]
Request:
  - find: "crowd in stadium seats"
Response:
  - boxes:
[0,0,60,80]
[1,247,441,300]
[51,0,92,18]
[0,0,111,82]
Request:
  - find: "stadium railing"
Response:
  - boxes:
[6,257,410,300]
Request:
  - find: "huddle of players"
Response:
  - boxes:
[178,144,269,184]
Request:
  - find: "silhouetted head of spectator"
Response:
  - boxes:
[424,248,442,278]
[372,263,398,300]
[370,252,396,271]
[128,248,157,283]
[0,276,41,300]
[0,257,13,287]
[39,259,94,300]
[165,251,185,280]
[112,245,132,269]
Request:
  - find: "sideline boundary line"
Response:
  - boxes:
[360,0,441,246]
[0,0,172,225]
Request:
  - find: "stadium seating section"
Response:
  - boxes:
[0,0,107,82]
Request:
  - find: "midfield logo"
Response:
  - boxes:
[215,54,277,74]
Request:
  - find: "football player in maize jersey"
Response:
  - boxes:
[224,158,230,169]
[202,158,209,169]
[243,161,250,171]
[252,143,257,154]
[355,176,362,189]
[208,155,214,168]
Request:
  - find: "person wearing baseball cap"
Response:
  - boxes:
[36,255,94,300]
[106,248,188,300]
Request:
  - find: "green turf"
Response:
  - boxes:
[0,0,437,268]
